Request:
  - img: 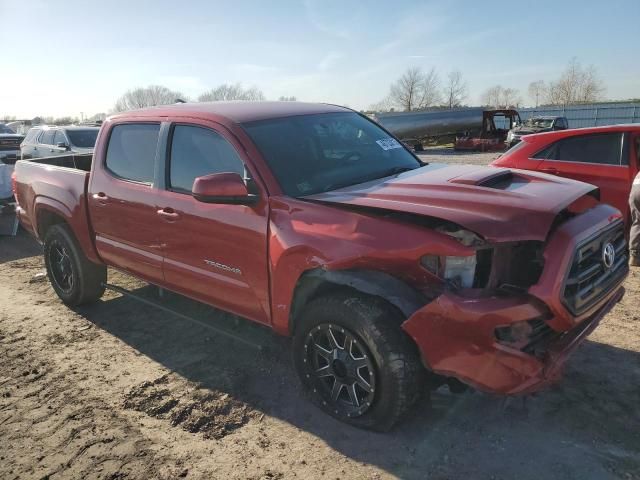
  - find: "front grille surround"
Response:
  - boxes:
[562,221,627,316]
[0,139,22,151]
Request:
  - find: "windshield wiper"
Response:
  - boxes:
[322,165,420,192]
[376,166,418,178]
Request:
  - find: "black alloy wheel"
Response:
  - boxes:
[303,323,376,418]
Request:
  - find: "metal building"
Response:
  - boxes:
[519,102,640,128]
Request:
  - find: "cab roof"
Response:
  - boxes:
[107,101,352,124]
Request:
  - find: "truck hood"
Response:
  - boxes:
[306,164,598,243]
[512,126,551,135]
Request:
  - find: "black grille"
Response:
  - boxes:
[563,221,627,315]
[522,319,561,357]
[0,138,22,151]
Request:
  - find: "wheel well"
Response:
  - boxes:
[289,269,428,334]
[37,210,66,239]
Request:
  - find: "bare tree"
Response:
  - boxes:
[198,83,265,102]
[578,65,605,103]
[415,67,442,109]
[481,85,503,108]
[481,85,521,108]
[369,96,395,113]
[113,85,186,112]
[528,80,546,107]
[501,88,521,107]
[88,113,107,122]
[386,67,441,112]
[443,70,466,109]
[52,116,78,125]
[545,58,605,105]
[278,96,297,101]
[389,67,424,112]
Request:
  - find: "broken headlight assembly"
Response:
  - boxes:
[420,254,477,288]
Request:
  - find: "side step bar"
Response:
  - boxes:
[102,283,263,351]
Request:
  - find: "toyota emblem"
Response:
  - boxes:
[602,242,615,269]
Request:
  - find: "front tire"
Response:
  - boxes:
[43,224,106,306]
[293,293,425,431]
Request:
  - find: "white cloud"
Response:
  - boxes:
[318,52,344,71]
[304,0,356,39]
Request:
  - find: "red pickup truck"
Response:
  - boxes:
[13,102,628,430]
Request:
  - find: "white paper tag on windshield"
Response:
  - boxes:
[376,138,402,151]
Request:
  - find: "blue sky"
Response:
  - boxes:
[1,0,638,117]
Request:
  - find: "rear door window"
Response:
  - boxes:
[105,124,160,183]
[54,130,67,146]
[24,129,40,143]
[40,130,55,145]
[534,133,625,165]
[168,125,244,193]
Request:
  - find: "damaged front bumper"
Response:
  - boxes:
[402,204,628,395]
[402,286,623,395]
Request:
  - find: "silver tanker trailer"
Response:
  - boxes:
[374,107,520,151]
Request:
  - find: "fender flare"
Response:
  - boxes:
[33,196,102,264]
[34,197,73,238]
[289,268,428,333]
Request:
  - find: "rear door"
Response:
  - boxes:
[155,121,271,324]
[87,122,165,283]
[37,130,56,158]
[536,131,632,216]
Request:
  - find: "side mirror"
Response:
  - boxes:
[192,172,258,205]
[56,142,69,150]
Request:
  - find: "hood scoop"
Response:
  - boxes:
[449,168,525,190]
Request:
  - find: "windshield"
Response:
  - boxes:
[243,112,421,196]
[66,129,99,148]
[0,124,14,134]
[524,118,553,129]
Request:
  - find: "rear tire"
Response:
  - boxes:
[43,224,106,306]
[293,292,425,431]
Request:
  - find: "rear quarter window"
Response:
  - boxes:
[24,129,40,143]
[533,132,625,165]
[105,124,160,183]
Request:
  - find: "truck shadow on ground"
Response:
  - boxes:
[74,282,640,480]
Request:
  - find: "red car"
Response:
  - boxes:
[492,124,640,223]
[13,102,627,430]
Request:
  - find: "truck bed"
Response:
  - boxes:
[14,157,99,261]
[28,153,93,172]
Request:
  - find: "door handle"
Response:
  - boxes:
[92,192,109,204]
[157,208,180,221]
[540,167,559,175]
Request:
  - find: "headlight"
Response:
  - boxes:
[421,254,477,288]
[442,255,477,287]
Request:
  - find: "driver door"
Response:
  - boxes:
[155,121,271,324]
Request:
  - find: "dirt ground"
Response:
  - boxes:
[416,148,501,166]
[1,151,639,479]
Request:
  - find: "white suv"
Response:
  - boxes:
[21,125,99,160]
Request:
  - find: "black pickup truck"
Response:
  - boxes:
[506,115,569,147]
